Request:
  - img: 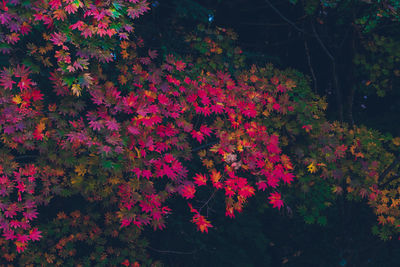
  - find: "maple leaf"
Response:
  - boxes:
[175,60,186,71]
[0,67,15,89]
[200,125,212,137]
[281,172,294,184]
[302,125,312,132]
[53,9,67,21]
[73,58,89,71]
[105,118,120,131]
[180,183,196,199]
[209,170,223,189]
[307,162,317,173]
[120,218,132,228]
[33,122,46,140]
[81,26,94,38]
[268,192,284,209]
[49,0,62,9]
[10,220,22,228]
[191,130,204,143]
[256,181,268,191]
[192,213,212,233]
[148,49,158,59]
[202,158,214,168]
[3,229,16,240]
[71,84,82,96]
[239,185,255,198]
[193,173,207,186]
[6,33,20,44]
[161,164,177,180]
[334,144,347,159]
[50,32,67,46]
[65,3,78,14]
[89,120,103,131]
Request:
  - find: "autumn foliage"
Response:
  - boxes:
[1,0,400,265]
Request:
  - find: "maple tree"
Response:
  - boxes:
[1,0,400,265]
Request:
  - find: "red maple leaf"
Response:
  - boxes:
[268,192,284,209]
[191,130,204,143]
[180,183,196,199]
[200,125,212,137]
[193,173,207,186]
[192,213,212,233]
[175,60,186,71]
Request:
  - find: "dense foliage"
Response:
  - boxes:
[1,0,400,266]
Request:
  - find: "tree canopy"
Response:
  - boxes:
[1,0,400,266]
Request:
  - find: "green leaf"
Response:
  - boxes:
[317,216,327,226]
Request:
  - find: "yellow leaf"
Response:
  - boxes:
[108,176,121,185]
[198,149,206,158]
[144,90,157,99]
[71,175,83,185]
[74,165,87,177]
[12,95,22,104]
[134,147,141,158]
[307,162,317,173]
[381,196,389,204]
[393,137,400,146]
[237,144,243,152]
[262,110,270,117]
[71,84,82,97]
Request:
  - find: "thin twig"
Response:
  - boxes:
[147,246,197,255]
[311,23,334,61]
[192,141,218,152]
[304,39,318,93]
[199,189,218,213]
[265,0,308,35]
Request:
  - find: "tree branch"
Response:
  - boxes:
[378,154,400,185]
[147,246,197,255]
[265,0,308,34]
[192,141,218,152]
[304,39,318,93]
[311,22,334,61]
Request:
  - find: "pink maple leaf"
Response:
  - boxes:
[28,228,42,241]
[3,229,16,240]
[65,3,78,14]
[105,118,120,131]
[0,68,15,90]
[89,120,103,131]
[23,209,38,221]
